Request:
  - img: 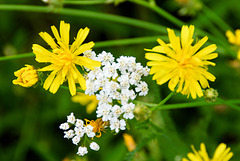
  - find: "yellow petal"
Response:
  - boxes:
[67,73,76,96]
[49,73,62,94]
[167,28,181,53]
[51,25,61,43]
[32,44,54,63]
[86,101,98,114]
[60,21,70,47]
[226,30,236,44]
[194,44,217,58]
[145,52,172,61]
[43,72,56,90]
[75,56,101,70]
[39,32,58,49]
[71,27,90,52]
[157,38,176,59]
[73,41,95,56]
[190,36,208,56]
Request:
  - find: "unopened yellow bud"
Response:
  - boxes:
[123,133,136,152]
[203,88,218,102]
[12,64,38,87]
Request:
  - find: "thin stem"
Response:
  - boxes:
[136,99,240,110]
[202,4,233,32]
[217,98,240,111]
[151,90,176,112]
[128,0,184,27]
[63,0,106,5]
[0,5,167,33]
[0,36,164,62]
[0,53,34,61]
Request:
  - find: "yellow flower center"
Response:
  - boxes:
[53,49,73,66]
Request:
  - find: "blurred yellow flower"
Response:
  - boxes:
[12,64,38,87]
[182,143,233,161]
[226,29,240,60]
[72,92,99,114]
[145,25,217,99]
[123,133,136,152]
[32,21,101,96]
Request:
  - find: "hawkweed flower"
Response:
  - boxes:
[226,29,240,60]
[12,64,38,87]
[32,21,101,96]
[145,25,217,99]
[182,143,233,161]
[123,133,136,152]
[72,92,99,114]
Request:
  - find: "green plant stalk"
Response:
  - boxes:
[217,98,240,111]
[63,0,106,5]
[0,4,166,33]
[151,90,176,112]
[128,0,184,27]
[0,36,165,62]
[150,99,240,110]
[202,4,233,32]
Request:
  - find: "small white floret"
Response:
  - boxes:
[67,113,76,124]
[59,123,69,130]
[77,146,88,156]
[90,142,100,151]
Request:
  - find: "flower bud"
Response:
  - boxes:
[12,64,38,87]
[133,103,151,121]
[203,88,218,102]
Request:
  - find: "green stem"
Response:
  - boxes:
[0,36,165,61]
[128,0,184,27]
[0,52,34,61]
[151,90,176,112]
[0,4,166,33]
[136,99,240,110]
[60,85,85,93]
[63,0,106,5]
[217,98,240,111]
[202,4,233,32]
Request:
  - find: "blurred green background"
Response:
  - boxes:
[1,0,240,161]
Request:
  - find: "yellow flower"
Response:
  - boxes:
[182,143,233,161]
[32,21,101,96]
[72,92,99,114]
[85,118,108,138]
[145,25,217,99]
[123,133,136,152]
[12,64,38,87]
[226,29,240,60]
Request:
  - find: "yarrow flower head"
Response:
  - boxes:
[32,21,101,96]
[145,25,218,99]
[226,29,240,60]
[84,51,150,133]
[12,64,38,87]
[59,113,105,156]
[182,143,233,161]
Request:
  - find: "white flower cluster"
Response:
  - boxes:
[83,51,150,133]
[59,113,100,156]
